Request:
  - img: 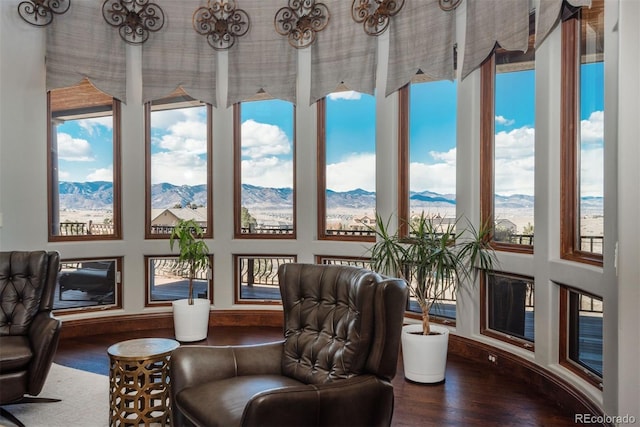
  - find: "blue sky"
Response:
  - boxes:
[56,116,113,182]
[56,63,604,197]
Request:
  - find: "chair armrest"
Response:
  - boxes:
[243,374,394,427]
[27,312,62,395]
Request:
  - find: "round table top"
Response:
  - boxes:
[107,338,180,360]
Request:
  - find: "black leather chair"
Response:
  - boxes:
[0,251,62,427]
[170,263,409,427]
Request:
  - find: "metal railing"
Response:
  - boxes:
[239,256,294,287]
[151,258,209,280]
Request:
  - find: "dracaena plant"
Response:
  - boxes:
[169,219,210,305]
[367,212,496,335]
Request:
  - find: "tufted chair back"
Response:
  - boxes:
[279,263,407,384]
[0,251,55,336]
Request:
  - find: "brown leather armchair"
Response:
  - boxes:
[170,263,408,427]
[0,251,62,427]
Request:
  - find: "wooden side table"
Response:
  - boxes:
[108,338,180,426]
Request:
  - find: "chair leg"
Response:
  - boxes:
[1,397,61,427]
[0,407,26,427]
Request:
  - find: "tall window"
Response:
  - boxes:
[234,99,295,238]
[560,285,603,389]
[48,80,121,240]
[145,90,212,239]
[318,90,376,241]
[481,18,536,252]
[562,1,605,264]
[399,78,457,236]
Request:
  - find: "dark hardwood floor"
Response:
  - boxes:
[54,326,579,426]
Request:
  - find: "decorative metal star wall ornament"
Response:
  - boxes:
[18,0,70,27]
[102,0,165,45]
[274,0,330,49]
[439,0,462,12]
[193,0,251,51]
[351,0,404,36]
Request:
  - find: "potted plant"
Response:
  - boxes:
[169,219,211,342]
[367,212,496,383]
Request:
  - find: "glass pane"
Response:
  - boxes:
[570,290,603,377]
[149,105,209,235]
[405,264,457,320]
[236,256,295,301]
[55,259,118,310]
[409,80,457,222]
[239,99,294,235]
[488,273,535,342]
[578,2,605,254]
[324,91,376,238]
[148,256,210,303]
[494,50,535,246]
[52,112,115,236]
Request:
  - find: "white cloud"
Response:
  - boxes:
[410,148,456,194]
[150,113,206,184]
[580,110,604,144]
[494,126,535,159]
[580,146,604,197]
[152,107,204,130]
[151,151,207,186]
[327,91,362,101]
[326,153,376,192]
[242,157,293,188]
[57,132,94,161]
[495,115,515,126]
[241,119,291,158]
[78,116,113,135]
[155,120,208,155]
[493,126,535,195]
[86,166,113,182]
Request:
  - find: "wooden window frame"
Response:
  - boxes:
[144,99,213,240]
[560,12,604,267]
[316,97,375,242]
[47,90,122,242]
[480,55,534,255]
[397,85,410,238]
[559,285,603,389]
[144,254,214,307]
[480,271,535,351]
[233,101,297,240]
[53,256,123,314]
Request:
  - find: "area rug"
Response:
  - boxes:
[0,364,109,427]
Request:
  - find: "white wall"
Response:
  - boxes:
[1,0,637,419]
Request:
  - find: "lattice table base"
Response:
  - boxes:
[108,338,180,427]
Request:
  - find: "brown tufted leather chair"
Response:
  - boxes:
[0,251,62,427]
[170,263,408,427]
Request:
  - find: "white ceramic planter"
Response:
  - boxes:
[401,323,450,384]
[172,298,210,342]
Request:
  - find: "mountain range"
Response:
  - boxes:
[57,181,602,213]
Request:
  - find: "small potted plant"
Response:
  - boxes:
[169,219,211,342]
[367,212,496,383]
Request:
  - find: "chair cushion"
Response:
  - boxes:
[0,335,33,372]
[176,374,305,427]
